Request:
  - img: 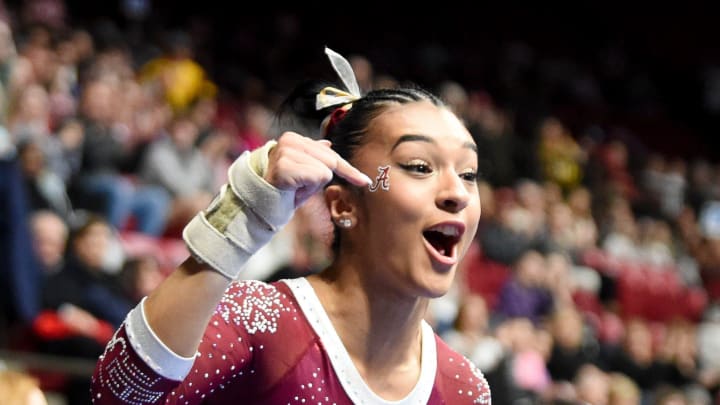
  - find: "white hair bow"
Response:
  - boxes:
[315,47,362,110]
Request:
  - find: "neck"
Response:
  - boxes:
[307,255,428,374]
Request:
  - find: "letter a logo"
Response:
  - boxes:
[369,166,390,192]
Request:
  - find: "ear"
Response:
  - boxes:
[324,184,358,225]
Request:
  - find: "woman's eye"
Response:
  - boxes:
[400,163,433,174]
[460,171,480,182]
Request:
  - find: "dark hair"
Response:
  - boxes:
[278,80,447,253]
[120,255,159,302]
[68,212,109,243]
[279,81,445,178]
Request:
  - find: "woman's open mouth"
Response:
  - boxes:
[422,222,465,266]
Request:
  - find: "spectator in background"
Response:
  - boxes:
[643,155,687,220]
[493,317,553,402]
[20,0,66,30]
[0,369,48,405]
[7,83,51,137]
[198,124,233,191]
[607,372,641,405]
[374,73,399,90]
[697,304,720,391]
[543,180,564,208]
[545,251,575,307]
[140,114,214,231]
[696,201,720,291]
[17,138,71,216]
[263,194,333,283]
[537,117,585,192]
[574,364,610,405]
[43,215,131,328]
[75,79,169,235]
[658,320,700,387]
[125,83,173,158]
[547,306,600,382]
[15,24,57,90]
[595,140,640,202]
[235,102,272,154]
[349,54,374,94]
[119,255,164,304]
[603,318,678,391]
[190,95,218,145]
[636,218,675,267]
[442,294,504,373]
[496,249,554,324]
[438,80,469,119]
[683,384,713,405]
[515,179,549,239]
[566,186,599,253]
[547,201,578,254]
[48,29,89,124]
[8,83,83,184]
[601,195,642,262]
[471,98,527,187]
[0,20,18,122]
[138,30,216,113]
[686,159,718,215]
[30,210,67,275]
[28,211,116,372]
[653,385,689,405]
[480,184,551,265]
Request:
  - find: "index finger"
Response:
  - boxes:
[334,156,373,186]
[300,137,372,186]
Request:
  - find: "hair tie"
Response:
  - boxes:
[316,86,358,110]
[320,104,352,137]
[316,47,363,136]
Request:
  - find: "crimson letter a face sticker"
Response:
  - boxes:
[369,166,390,192]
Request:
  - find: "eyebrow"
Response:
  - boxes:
[391,134,478,153]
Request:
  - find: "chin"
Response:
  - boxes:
[416,269,457,299]
[424,288,450,299]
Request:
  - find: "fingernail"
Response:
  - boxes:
[319,139,332,146]
[361,173,373,185]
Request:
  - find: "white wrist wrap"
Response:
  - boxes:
[182,141,295,279]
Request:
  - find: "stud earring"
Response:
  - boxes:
[337,218,352,228]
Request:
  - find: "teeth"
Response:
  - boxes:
[428,224,460,237]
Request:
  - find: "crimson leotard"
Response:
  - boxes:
[91,278,491,404]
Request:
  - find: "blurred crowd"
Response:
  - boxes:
[1,3,720,405]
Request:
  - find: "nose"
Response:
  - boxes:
[436,170,471,213]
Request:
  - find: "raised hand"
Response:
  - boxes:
[264,132,372,207]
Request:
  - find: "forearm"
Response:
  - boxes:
[130,140,293,357]
[144,257,231,357]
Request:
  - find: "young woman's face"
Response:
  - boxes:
[348,101,481,297]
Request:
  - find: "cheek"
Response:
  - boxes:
[472,194,482,217]
[360,191,427,247]
[373,186,427,221]
[466,196,483,234]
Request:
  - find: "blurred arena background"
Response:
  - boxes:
[2,2,720,404]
